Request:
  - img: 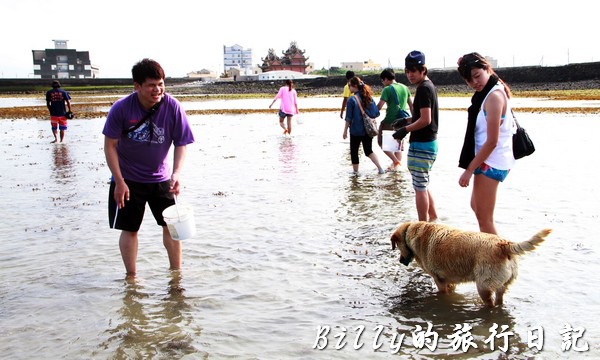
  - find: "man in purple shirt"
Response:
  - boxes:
[103,58,195,279]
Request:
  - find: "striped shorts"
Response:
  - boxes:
[407,140,438,191]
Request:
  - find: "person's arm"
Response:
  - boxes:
[170,145,187,195]
[269,88,281,109]
[407,96,414,115]
[104,136,129,208]
[340,97,349,119]
[406,106,431,133]
[343,97,354,139]
[458,91,504,187]
[66,99,72,113]
[394,106,431,141]
[269,98,277,109]
[343,120,350,140]
[294,90,299,114]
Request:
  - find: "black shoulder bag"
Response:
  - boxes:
[122,98,163,136]
[512,109,535,159]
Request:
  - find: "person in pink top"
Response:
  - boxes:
[269,79,299,135]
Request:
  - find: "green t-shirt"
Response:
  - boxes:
[380,82,410,124]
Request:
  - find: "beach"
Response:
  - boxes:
[0,93,599,358]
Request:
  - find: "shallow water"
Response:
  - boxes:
[0,99,599,359]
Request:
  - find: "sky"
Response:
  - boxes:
[2,0,597,79]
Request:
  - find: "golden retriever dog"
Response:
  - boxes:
[390,221,552,307]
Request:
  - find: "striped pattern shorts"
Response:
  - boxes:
[407,140,438,192]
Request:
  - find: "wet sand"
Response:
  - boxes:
[1,80,600,120]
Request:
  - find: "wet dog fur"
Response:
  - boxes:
[391,221,552,307]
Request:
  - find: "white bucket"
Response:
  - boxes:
[162,203,196,240]
[382,130,402,152]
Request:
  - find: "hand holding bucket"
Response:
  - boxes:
[162,196,196,240]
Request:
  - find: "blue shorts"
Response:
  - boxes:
[407,140,438,191]
[278,110,293,119]
[474,163,510,182]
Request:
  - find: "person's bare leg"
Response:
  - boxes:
[471,175,499,234]
[279,118,287,133]
[394,151,402,165]
[427,190,438,222]
[415,189,429,221]
[163,226,182,270]
[286,116,293,135]
[367,153,384,173]
[119,230,139,278]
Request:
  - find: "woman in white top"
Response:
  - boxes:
[457,52,515,235]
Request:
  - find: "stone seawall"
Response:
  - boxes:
[2,61,599,95]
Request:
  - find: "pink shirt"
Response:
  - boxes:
[273,86,298,115]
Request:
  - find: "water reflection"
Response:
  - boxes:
[51,143,73,180]
[278,136,297,174]
[99,272,201,359]
[386,270,533,357]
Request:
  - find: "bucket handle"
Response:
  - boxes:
[174,195,181,220]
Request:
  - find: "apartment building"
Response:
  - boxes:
[32,40,99,79]
[223,44,253,74]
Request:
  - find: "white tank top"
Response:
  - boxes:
[474,83,516,170]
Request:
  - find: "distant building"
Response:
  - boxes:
[260,41,310,74]
[186,68,218,81]
[223,44,253,75]
[32,40,99,79]
[341,59,381,72]
[257,70,324,81]
[229,66,262,81]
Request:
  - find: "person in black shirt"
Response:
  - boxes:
[393,51,439,221]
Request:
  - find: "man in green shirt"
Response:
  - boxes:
[377,68,413,171]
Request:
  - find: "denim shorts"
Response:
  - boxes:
[278,110,293,118]
[474,163,510,182]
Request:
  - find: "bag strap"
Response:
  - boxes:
[388,84,400,105]
[123,98,163,135]
[354,94,366,115]
[511,109,521,129]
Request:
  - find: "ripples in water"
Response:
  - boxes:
[0,108,599,359]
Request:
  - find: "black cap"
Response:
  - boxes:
[52,80,61,88]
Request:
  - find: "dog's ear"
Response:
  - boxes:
[391,222,411,250]
[391,233,398,250]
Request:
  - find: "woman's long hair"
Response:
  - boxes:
[458,52,511,98]
[285,79,294,91]
[348,76,373,107]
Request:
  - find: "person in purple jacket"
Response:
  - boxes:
[103,58,195,279]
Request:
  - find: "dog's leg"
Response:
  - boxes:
[476,284,495,307]
[433,277,453,294]
[495,287,506,306]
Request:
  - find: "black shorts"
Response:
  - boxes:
[108,179,175,232]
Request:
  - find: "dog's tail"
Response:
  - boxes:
[504,229,552,256]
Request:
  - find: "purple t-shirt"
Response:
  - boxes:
[102,92,195,183]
